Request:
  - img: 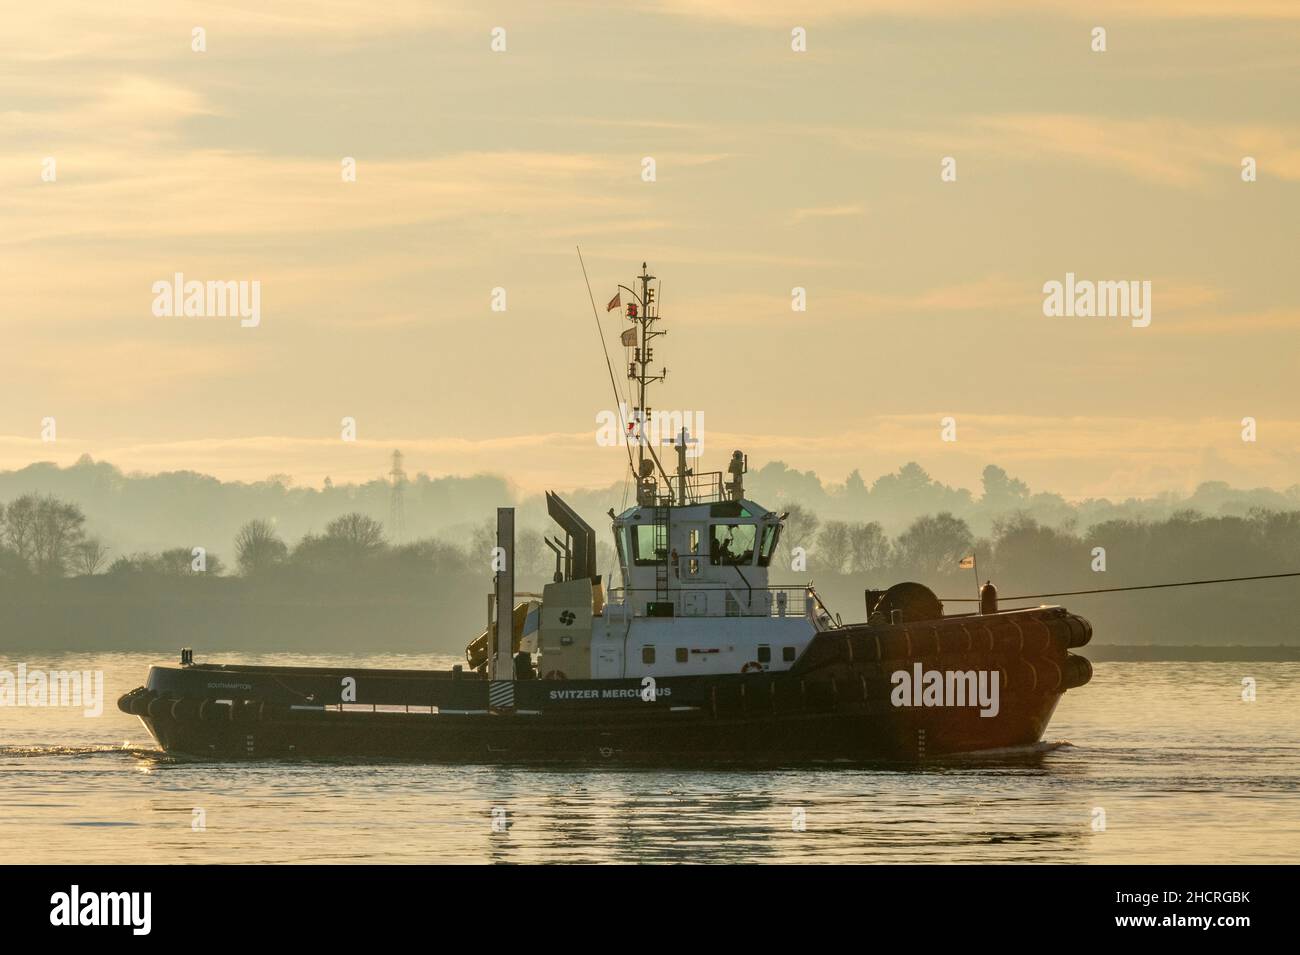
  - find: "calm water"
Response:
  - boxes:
[2,652,1297,864]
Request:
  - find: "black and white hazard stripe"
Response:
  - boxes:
[488,681,515,708]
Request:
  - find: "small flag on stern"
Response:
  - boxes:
[620,327,637,346]
[958,555,975,569]
[606,291,621,312]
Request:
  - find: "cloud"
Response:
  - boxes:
[653,0,1300,23]
[5,414,1299,499]
[791,203,867,222]
[0,148,644,246]
[1,2,471,62]
[829,114,1300,188]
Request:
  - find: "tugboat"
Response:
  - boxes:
[119,263,1093,763]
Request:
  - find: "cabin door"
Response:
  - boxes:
[594,630,623,679]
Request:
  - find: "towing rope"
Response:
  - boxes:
[942,570,1300,602]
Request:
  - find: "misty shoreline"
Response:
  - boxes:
[2,640,1296,662]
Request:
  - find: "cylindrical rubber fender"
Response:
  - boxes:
[1049,613,1093,649]
[1018,619,1055,655]
[125,689,155,716]
[1062,653,1093,689]
[199,699,231,721]
[875,629,912,662]
[170,698,202,721]
[970,622,995,654]
[1067,615,1093,649]
[257,701,288,721]
[862,633,883,662]
[938,624,972,656]
[1032,655,1064,693]
[991,624,1024,654]
[146,697,173,720]
[911,626,941,657]
[993,664,1011,694]
[1011,657,1039,694]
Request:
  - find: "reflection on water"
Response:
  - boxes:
[2,652,1297,863]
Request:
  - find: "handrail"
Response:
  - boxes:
[605,584,813,619]
[667,471,725,504]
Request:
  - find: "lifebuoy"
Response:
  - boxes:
[740,662,764,673]
[543,670,568,681]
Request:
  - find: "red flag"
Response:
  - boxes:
[606,291,620,312]
[620,327,637,346]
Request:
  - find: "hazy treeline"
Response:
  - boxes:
[3,457,1300,650]
[748,460,1300,539]
[790,507,1300,645]
[3,455,1299,559]
[0,492,593,653]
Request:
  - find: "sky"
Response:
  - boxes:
[1,1,1298,500]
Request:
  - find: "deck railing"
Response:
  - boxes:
[666,471,726,504]
[605,585,816,619]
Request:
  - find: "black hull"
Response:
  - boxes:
[119,606,1092,765]
[134,695,1062,764]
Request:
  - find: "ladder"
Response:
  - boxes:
[653,502,671,606]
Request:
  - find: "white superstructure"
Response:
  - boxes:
[513,263,834,682]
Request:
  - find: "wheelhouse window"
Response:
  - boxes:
[615,527,629,578]
[632,524,666,566]
[757,524,781,567]
[675,647,688,663]
[710,523,756,565]
[783,646,796,662]
[642,646,655,664]
[757,645,771,663]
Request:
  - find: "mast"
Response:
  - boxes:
[622,263,668,501]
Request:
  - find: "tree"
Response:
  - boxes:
[981,465,1030,510]
[815,521,852,574]
[0,543,30,578]
[516,527,548,583]
[469,518,496,561]
[157,547,225,575]
[779,502,821,567]
[990,514,1082,591]
[2,495,39,569]
[323,513,386,566]
[71,538,110,575]
[235,519,288,576]
[894,512,973,577]
[21,495,87,576]
[847,521,891,575]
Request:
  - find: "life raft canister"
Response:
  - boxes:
[980,580,998,614]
